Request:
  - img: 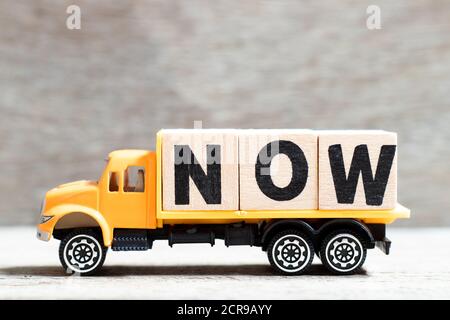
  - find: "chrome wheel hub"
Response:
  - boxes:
[326,234,363,272]
[64,235,102,273]
[273,235,310,272]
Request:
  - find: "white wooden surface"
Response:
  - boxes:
[0,227,449,299]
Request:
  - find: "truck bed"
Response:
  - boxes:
[157,203,410,225]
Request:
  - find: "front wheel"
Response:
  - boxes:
[59,229,108,276]
[267,230,314,275]
[320,230,367,275]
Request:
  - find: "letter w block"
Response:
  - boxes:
[319,131,397,210]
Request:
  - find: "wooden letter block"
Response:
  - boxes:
[239,129,318,210]
[318,130,397,210]
[162,129,239,211]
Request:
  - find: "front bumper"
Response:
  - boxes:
[36,228,51,241]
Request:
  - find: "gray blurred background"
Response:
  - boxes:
[0,0,449,226]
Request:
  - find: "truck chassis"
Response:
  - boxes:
[52,216,395,276]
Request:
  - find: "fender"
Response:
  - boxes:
[261,219,316,250]
[317,219,375,248]
[44,205,112,246]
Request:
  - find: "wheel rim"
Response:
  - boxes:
[63,234,103,273]
[272,234,311,273]
[325,233,363,272]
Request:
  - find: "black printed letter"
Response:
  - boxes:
[174,145,221,205]
[255,140,308,201]
[328,144,396,206]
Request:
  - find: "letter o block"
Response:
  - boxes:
[319,130,397,210]
[239,130,318,210]
[162,129,239,211]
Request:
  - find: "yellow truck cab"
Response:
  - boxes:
[37,129,410,275]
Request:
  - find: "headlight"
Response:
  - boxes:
[39,215,53,224]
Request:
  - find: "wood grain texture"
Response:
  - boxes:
[239,129,318,210]
[319,130,397,210]
[162,129,239,211]
[1,1,449,225]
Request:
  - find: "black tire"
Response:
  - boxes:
[320,230,367,275]
[59,229,108,276]
[267,229,314,275]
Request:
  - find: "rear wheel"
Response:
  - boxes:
[59,229,107,276]
[267,229,314,275]
[320,230,366,275]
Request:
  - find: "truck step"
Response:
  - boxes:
[112,229,150,251]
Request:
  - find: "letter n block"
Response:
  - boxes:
[239,130,318,210]
[162,129,239,211]
[318,130,397,210]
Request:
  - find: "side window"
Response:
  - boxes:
[109,172,119,192]
[124,166,145,193]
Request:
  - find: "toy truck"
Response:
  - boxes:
[37,129,410,275]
